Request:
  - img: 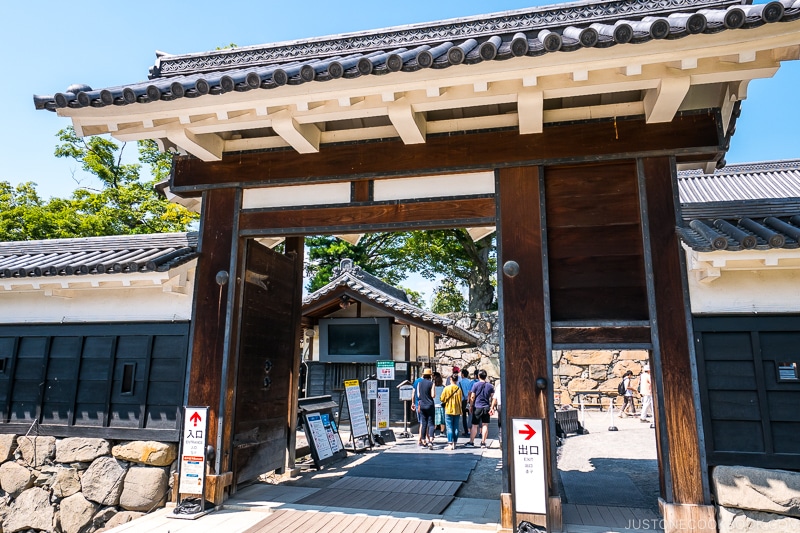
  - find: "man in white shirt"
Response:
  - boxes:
[639,364,653,422]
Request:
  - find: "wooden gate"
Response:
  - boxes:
[231,240,302,485]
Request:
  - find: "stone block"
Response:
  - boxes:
[567,378,598,394]
[56,437,111,463]
[16,435,56,468]
[713,465,800,518]
[0,434,17,462]
[564,350,613,365]
[52,465,82,498]
[717,505,800,532]
[612,361,643,377]
[112,441,177,467]
[119,466,169,512]
[557,363,582,377]
[82,456,128,506]
[589,365,608,380]
[618,349,649,361]
[96,511,145,531]
[60,492,98,533]
[0,461,33,495]
[599,377,623,392]
[2,487,54,532]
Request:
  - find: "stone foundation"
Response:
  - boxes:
[0,434,176,532]
[712,465,800,533]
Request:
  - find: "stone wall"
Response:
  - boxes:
[0,434,176,533]
[435,312,649,408]
[711,465,800,532]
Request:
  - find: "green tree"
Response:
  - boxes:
[0,129,198,241]
[430,277,468,314]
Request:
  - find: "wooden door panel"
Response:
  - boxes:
[232,241,301,485]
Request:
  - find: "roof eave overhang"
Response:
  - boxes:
[53,21,800,166]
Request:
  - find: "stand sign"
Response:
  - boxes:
[344,380,370,438]
[376,360,395,380]
[511,418,547,514]
[178,406,208,496]
[376,387,390,429]
[366,379,378,400]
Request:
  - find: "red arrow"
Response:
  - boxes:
[189,412,202,426]
[519,424,536,440]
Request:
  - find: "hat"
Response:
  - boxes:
[422,368,432,377]
[452,366,460,373]
[643,364,650,371]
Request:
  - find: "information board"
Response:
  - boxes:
[178,406,208,496]
[395,362,408,372]
[343,380,369,438]
[511,418,547,514]
[398,384,414,401]
[301,404,348,469]
[306,412,333,460]
[376,360,395,380]
[376,387,390,429]
[366,379,378,400]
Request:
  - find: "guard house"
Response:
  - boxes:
[301,258,479,422]
[33,0,800,530]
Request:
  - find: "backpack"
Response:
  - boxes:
[617,379,626,395]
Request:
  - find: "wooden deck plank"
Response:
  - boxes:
[562,503,583,525]
[586,505,607,526]
[243,510,296,533]
[575,504,594,525]
[315,513,349,533]
[596,505,623,526]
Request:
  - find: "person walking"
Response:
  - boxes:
[639,364,653,423]
[433,371,446,437]
[458,368,473,436]
[440,373,463,450]
[490,380,501,444]
[412,368,435,448]
[466,369,494,449]
[620,370,637,417]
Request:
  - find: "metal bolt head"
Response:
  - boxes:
[502,260,520,277]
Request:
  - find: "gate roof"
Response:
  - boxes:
[33,0,800,170]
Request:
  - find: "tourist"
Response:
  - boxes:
[412,368,435,448]
[459,368,474,436]
[466,369,495,448]
[620,370,636,417]
[440,373,463,450]
[433,371,446,437]
[639,364,653,423]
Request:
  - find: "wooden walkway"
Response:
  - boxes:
[242,509,432,533]
[295,477,461,514]
[563,503,663,532]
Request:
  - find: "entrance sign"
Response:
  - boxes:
[366,379,378,400]
[511,418,547,514]
[343,380,369,438]
[377,360,395,380]
[376,387,390,429]
[178,406,208,496]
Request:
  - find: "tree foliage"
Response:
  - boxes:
[0,128,198,241]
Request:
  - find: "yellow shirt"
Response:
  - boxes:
[440,384,463,416]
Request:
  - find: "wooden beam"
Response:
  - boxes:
[551,326,651,346]
[517,90,544,134]
[239,197,495,235]
[186,188,238,468]
[387,101,426,144]
[644,77,691,124]
[497,166,552,530]
[172,113,723,192]
[167,129,224,161]
[270,110,321,153]
[640,156,709,507]
[285,237,304,473]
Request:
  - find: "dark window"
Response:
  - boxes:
[777,362,799,382]
[121,363,136,395]
[0,358,6,374]
[328,324,380,356]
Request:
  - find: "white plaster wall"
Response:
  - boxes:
[688,268,800,314]
[0,286,193,323]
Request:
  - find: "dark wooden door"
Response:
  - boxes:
[232,240,302,485]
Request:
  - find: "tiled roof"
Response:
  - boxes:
[678,160,800,252]
[0,232,198,279]
[303,259,480,345]
[33,0,797,112]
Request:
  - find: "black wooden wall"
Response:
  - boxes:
[0,322,189,442]
[694,315,800,471]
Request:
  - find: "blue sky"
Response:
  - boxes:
[2,0,798,200]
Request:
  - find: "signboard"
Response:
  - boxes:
[399,384,414,402]
[344,379,370,438]
[306,412,334,460]
[376,387,390,429]
[511,418,547,514]
[376,360,395,380]
[366,379,378,400]
[395,362,408,372]
[178,406,208,496]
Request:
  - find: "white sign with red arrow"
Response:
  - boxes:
[511,418,547,514]
[179,406,208,496]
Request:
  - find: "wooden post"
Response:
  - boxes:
[186,187,238,485]
[497,166,555,530]
[639,157,715,533]
[285,237,305,475]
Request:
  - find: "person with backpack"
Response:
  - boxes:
[619,370,636,417]
[466,369,495,448]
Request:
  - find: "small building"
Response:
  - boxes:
[301,258,479,424]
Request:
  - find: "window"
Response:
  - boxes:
[121,362,136,395]
[318,318,391,362]
[777,362,799,382]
